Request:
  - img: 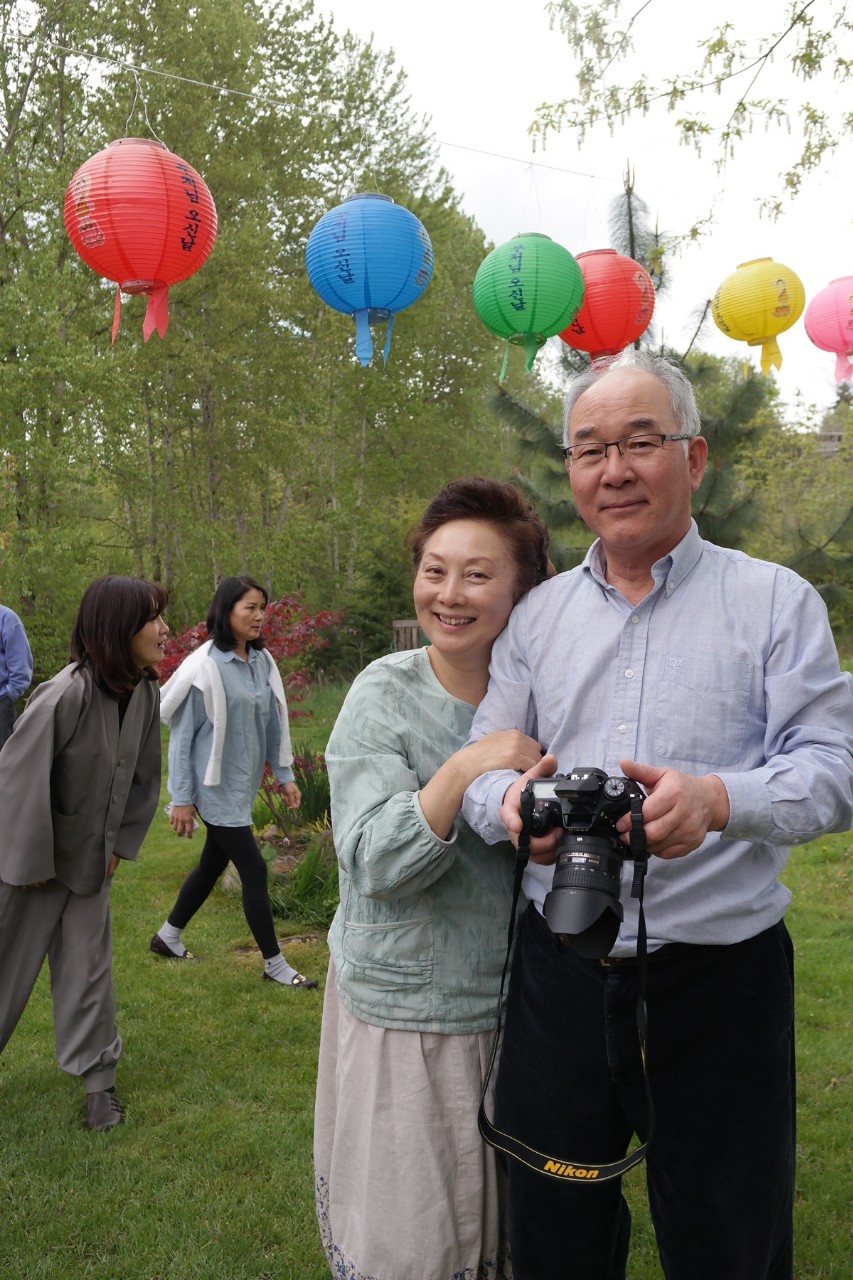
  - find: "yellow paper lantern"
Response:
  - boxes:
[711,257,805,374]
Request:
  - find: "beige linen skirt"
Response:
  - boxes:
[314,961,512,1280]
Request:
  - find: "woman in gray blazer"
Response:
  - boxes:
[0,576,168,1131]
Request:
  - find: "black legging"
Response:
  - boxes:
[168,821,279,959]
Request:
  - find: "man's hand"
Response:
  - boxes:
[499,753,560,862]
[616,759,730,859]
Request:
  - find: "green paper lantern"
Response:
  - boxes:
[472,233,584,378]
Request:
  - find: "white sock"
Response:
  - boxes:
[157,922,187,957]
[264,953,298,984]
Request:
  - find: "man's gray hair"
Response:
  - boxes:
[562,350,702,447]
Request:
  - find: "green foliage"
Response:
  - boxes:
[744,403,853,632]
[267,829,340,929]
[0,0,513,675]
[257,746,331,836]
[536,2,853,216]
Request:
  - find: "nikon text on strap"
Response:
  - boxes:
[477,788,655,1183]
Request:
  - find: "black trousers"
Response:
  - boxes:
[0,694,16,750]
[494,904,795,1280]
[168,821,279,959]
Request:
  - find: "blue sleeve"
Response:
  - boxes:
[166,688,207,805]
[1,613,33,700]
[265,687,294,784]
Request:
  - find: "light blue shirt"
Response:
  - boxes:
[462,522,853,955]
[0,606,32,701]
[167,645,293,827]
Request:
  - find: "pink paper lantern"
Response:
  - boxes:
[804,277,853,383]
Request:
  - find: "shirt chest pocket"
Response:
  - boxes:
[653,652,756,767]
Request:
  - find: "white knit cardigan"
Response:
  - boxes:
[159,639,294,786]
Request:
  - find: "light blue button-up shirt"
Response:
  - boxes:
[167,645,294,827]
[462,522,853,955]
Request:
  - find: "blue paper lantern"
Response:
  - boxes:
[305,193,434,367]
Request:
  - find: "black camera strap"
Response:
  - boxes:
[478,791,655,1184]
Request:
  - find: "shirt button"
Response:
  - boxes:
[631,615,639,625]
[625,669,634,679]
[107,830,115,839]
[618,724,628,734]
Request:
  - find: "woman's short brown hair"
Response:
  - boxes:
[70,575,169,697]
[409,476,551,601]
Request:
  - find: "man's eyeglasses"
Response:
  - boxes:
[562,433,692,470]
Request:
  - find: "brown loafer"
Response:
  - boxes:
[86,1088,123,1132]
[149,933,196,960]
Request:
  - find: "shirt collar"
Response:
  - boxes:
[217,645,261,666]
[583,519,703,596]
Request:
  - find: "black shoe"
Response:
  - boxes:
[149,933,196,960]
[86,1088,123,1132]
[262,970,318,989]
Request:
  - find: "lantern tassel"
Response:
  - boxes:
[354,310,373,367]
[143,284,170,342]
[382,314,395,367]
[498,342,510,385]
[835,352,853,384]
[759,336,782,376]
[522,332,543,373]
[111,288,122,344]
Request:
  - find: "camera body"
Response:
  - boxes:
[521,767,646,958]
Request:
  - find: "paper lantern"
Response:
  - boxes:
[472,233,584,379]
[711,257,805,374]
[305,193,433,367]
[64,138,217,342]
[804,277,853,383]
[559,248,655,360]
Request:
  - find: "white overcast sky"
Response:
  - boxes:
[321,0,849,419]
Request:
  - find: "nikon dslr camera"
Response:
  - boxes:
[520,767,647,958]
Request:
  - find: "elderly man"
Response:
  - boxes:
[462,351,853,1280]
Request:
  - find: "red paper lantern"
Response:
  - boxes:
[559,248,655,360]
[64,138,217,342]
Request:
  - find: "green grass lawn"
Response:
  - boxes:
[1,675,851,1278]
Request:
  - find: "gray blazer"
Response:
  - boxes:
[0,665,161,895]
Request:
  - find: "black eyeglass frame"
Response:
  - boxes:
[561,432,693,465]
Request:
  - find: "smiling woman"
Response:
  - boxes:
[314,477,554,1280]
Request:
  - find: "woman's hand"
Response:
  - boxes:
[460,730,544,779]
[168,804,198,838]
[281,781,301,810]
[420,734,546,842]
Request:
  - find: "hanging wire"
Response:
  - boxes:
[515,163,544,237]
[340,122,371,201]
[45,38,616,188]
[122,69,166,144]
